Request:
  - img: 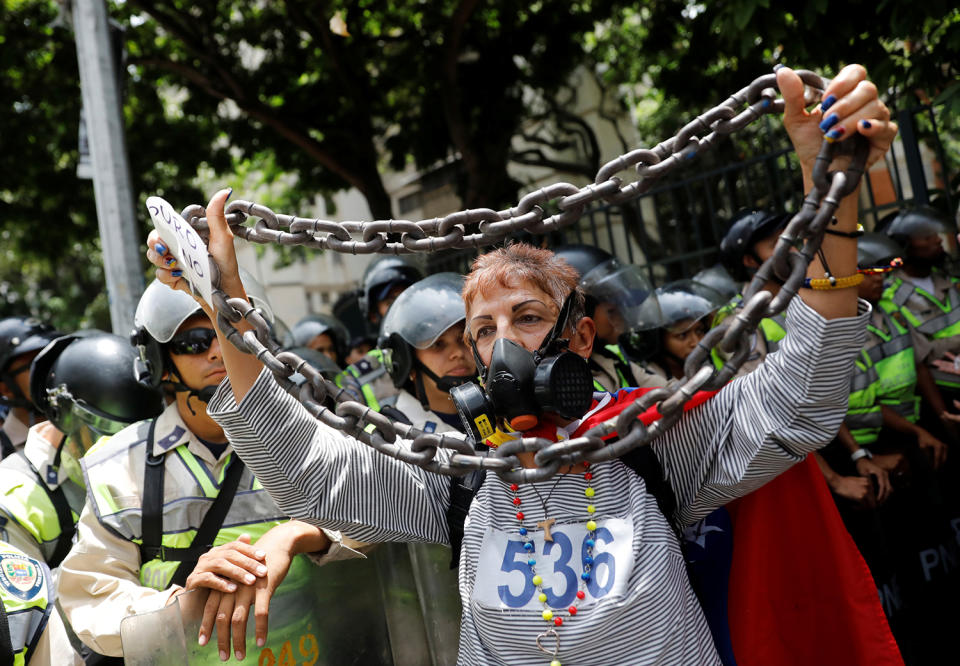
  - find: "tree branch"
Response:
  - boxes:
[510,148,596,179]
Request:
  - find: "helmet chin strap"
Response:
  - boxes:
[163,364,216,417]
[413,361,474,411]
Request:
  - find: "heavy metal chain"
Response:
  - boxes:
[181,69,868,484]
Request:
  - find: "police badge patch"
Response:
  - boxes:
[0,554,44,601]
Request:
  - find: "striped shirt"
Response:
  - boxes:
[208,296,869,665]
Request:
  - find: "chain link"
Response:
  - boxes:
[176,69,869,484]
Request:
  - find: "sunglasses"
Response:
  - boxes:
[168,328,217,355]
[858,257,903,275]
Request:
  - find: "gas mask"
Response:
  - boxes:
[450,294,595,445]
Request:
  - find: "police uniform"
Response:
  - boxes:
[590,345,663,392]
[844,306,928,445]
[0,540,83,666]
[336,350,399,410]
[0,414,29,454]
[57,400,362,658]
[883,268,960,392]
[0,424,85,566]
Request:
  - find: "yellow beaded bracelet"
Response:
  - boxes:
[802,273,865,290]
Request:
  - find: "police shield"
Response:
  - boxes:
[121,554,395,665]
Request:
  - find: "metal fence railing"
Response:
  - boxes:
[428,103,956,287]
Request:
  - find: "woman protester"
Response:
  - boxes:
[146,65,900,665]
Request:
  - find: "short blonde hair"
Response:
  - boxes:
[462,243,585,334]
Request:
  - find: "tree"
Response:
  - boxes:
[113,0,630,218]
[589,1,960,147]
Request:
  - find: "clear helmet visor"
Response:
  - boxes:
[655,280,725,331]
[380,273,466,349]
[580,259,663,332]
[134,280,205,344]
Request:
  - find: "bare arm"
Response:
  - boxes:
[146,189,263,402]
[776,65,897,320]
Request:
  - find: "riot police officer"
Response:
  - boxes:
[625,280,724,381]
[359,256,423,332]
[882,207,960,399]
[0,318,61,455]
[336,257,424,412]
[286,314,350,366]
[553,245,662,391]
[56,281,374,662]
[0,332,164,566]
[713,209,792,374]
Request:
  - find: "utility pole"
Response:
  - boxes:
[72,0,143,334]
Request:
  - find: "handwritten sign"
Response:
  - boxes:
[146,196,213,306]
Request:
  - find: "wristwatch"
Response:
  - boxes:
[850,448,873,462]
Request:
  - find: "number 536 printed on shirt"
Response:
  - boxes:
[473,518,634,611]
[146,196,213,307]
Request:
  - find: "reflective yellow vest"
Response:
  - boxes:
[83,417,319,665]
[845,308,918,445]
[884,275,960,390]
[335,349,399,410]
[0,541,52,666]
[0,447,85,568]
[592,344,637,391]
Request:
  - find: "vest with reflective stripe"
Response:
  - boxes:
[84,421,291,590]
[845,351,884,445]
[0,449,85,566]
[869,304,920,422]
[83,420,322,665]
[592,344,635,391]
[885,275,960,389]
[335,349,398,410]
[0,541,52,666]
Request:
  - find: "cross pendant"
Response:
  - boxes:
[537,517,556,542]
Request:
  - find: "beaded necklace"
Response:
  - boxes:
[509,461,597,666]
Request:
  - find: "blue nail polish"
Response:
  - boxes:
[819,113,839,132]
[773,63,785,72]
[821,94,837,112]
[171,269,183,277]
[826,128,843,140]
[861,120,872,129]
[226,187,233,201]
[154,242,167,255]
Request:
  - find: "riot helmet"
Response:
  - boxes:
[30,333,164,449]
[857,233,904,303]
[858,233,904,270]
[882,207,954,269]
[0,317,62,410]
[131,280,205,390]
[553,244,615,281]
[554,244,617,321]
[359,256,423,327]
[719,209,791,281]
[579,258,663,345]
[380,273,475,404]
[284,346,342,387]
[691,264,740,302]
[624,280,723,364]
[286,314,350,365]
